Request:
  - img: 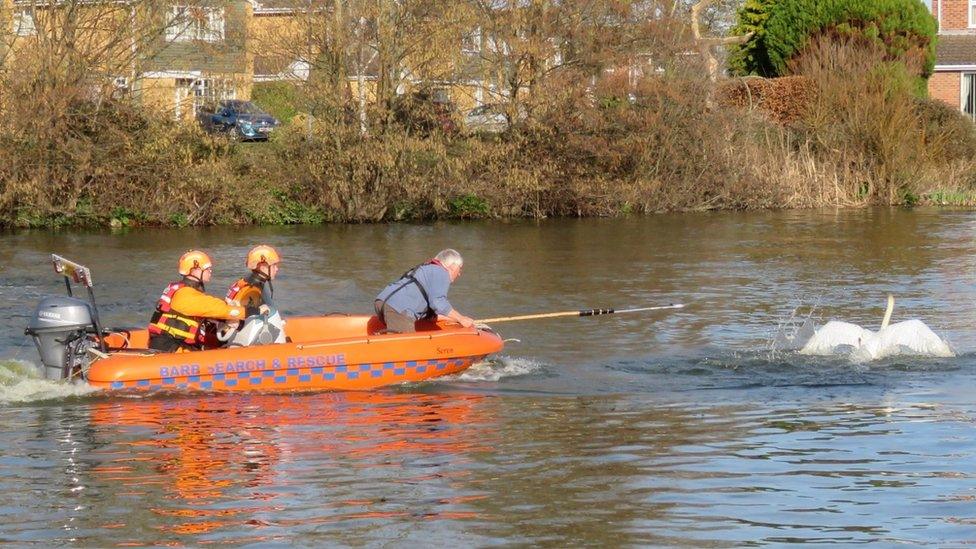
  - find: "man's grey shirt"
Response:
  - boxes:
[375,264,453,320]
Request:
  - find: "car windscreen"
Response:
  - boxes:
[239,102,268,115]
[225,102,267,115]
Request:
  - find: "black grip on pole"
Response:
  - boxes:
[579,308,615,317]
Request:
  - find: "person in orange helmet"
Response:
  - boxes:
[147,250,246,353]
[226,245,281,317]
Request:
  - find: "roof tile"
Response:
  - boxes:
[936,33,976,65]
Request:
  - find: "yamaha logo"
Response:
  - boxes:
[38,311,62,319]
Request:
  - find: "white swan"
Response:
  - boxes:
[778,296,954,362]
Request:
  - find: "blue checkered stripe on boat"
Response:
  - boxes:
[108,357,473,390]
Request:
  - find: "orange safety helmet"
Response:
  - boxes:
[246,245,281,271]
[178,250,213,276]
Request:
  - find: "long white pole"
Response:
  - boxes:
[477,304,685,324]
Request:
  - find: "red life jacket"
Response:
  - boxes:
[227,274,270,311]
[148,282,206,347]
[226,278,249,302]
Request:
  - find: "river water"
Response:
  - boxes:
[2,209,976,546]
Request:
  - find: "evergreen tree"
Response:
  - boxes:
[727,0,777,77]
[727,0,937,80]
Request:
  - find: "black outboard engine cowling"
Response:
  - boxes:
[26,296,94,380]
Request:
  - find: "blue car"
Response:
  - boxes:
[198,100,279,141]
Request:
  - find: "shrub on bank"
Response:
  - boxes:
[717,37,976,208]
[1,56,975,228]
[0,100,243,228]
[728,0,937,87]
[718,76,816,124]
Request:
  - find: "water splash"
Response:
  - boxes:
[457,356,545,382]
[0,359,99,404]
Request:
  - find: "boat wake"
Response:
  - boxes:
[0,360,99,404]
[457,356,546,382]
[603,347,963,397]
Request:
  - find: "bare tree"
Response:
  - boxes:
[258,0,465,135]
[690,0,750,104]
[464,0,697,125]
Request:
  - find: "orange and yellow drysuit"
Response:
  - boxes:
[148,278,245,352]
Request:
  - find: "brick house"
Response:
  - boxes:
[927,0,976,121]
[247,0,306,82]
[136,1,254,120]
[244,0,486,112]
[247,0,380,102]
[4,0,253,121]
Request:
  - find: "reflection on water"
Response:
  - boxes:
[3,209,976,545]
[99,392,493,541]
[3,389,976,546]
[4,391,497,546]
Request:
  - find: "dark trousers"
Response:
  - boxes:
[374,300,417,334]
[149,333,197,353]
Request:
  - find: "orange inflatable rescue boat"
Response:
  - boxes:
[26,255,503,392]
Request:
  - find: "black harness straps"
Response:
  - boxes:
[378,263,434,321]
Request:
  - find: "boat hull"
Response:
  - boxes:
[88,315,502,392]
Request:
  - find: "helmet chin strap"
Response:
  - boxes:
[246,267,274,299]
[253,262,274,282]
[183,273,205,291]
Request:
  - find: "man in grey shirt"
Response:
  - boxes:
[374,249,475,333]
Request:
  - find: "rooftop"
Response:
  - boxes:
[935,33,976,65]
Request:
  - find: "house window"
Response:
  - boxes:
[551,39,563,66]
[174,78,195,120]
[166,6,225,43]
[175,77,235,119]
[964,74,976,122]
[288,59,310,80]
[484,35,507,55]
[13,10,36,36]
[432,87,451,104]
[462,28,481,54]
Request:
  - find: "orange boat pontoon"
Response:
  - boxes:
[88,315,503,392]
[27,255,503,392]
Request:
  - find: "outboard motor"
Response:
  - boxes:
[26,296,96,380]
[25,255,108,382]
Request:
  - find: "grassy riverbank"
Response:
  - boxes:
[3,65,975,229]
